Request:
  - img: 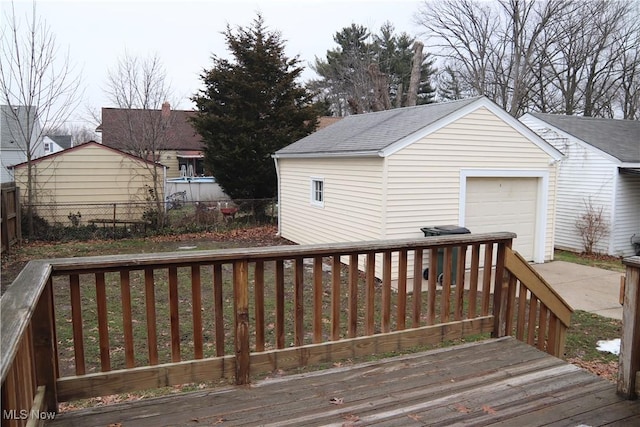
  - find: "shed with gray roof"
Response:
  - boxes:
[520,113,640,257]
[273,97,563,276]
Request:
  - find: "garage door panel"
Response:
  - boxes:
[465,177,537,260]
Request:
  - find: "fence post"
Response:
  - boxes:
[618,256,640,399]
[234,259,250,385]
[492,241,510,337]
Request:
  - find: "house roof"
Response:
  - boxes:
[275,97,561,159]
[99,105,203,151]
[46,135,72,149]
[528,113,640,163]
[10,141,167,169]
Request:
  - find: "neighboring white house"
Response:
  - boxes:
[43,135,72,155]
[1,105,45,183]
[520,113,640,257]
[273,97,563,278]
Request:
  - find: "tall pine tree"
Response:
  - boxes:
[191,15,319,203]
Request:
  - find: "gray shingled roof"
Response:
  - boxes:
[275,97,483,156]
[47,135,72,149]
[529,113,640,163]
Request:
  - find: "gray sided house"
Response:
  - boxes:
[1,105,44,183]
[274,97,563,278]
[520,113,640,257]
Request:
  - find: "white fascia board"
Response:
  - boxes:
[520,113,622,165]
[380,98,564,160]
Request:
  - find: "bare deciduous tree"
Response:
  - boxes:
[575,198,610,255]
[0,0,82,236]
[103,52,175,226]
[417,0,640,120]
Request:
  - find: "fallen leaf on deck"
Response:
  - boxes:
[482,404,497,415]
[408,413,422,421]
[454,403,471,413]
[330,397,344,405]
[343,414,359,422]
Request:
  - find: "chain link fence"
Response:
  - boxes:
[23,198,278,241]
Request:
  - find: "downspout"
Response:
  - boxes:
[273,155,281,236]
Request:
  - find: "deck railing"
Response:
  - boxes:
[618,256,640,399]
[0,232,573,425]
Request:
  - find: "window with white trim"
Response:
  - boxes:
[310,178,324,207]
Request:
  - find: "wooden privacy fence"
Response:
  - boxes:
[0,182,21,254]
[0,232,573,426]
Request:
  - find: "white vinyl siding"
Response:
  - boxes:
[279,157,383,245]
[613,174,640,257]
[520,115,616,255]
[385,107,556,261]
[12,143,163,223]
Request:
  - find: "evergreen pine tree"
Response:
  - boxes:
[191,15,319,204]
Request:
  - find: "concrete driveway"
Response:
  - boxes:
[532,261,624,320]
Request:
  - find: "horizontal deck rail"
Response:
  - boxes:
[1,232,577,425]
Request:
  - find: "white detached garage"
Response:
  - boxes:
[273,97,562,269]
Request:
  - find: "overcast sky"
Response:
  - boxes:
[4,0,425,128]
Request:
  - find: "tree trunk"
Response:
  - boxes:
[406,42,423,107]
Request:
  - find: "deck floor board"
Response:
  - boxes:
[48,338,640,427]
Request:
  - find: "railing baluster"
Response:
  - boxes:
[547,313,558,355]
[482,243,494,316]
[468,244,480,319]
[95,272,111,371]
[366,253,376,335]
[254,261,265,352]
[213,263,224,357]
[397,250,408,330]
[191,265,203,359]
[492,243,508,337]
[348,254,358,338]
[144,268,158,365]
[538,305,548,351]
[454,245,467,321]
[504,274,518,335]
[168,267,181,363]
[294,258,304,347]
[413,248,423,328]
[313,256,323,344]
[516,282,527,341]
[275,260,285,349]
[427,248,437,325]
[527,297,538,346]
[381,251,392,333]
[120,271,135,368]
[441,247,452,323]
[331,256,341,340]
[69,274,85,375]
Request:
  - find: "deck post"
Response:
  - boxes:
[618,256,640,399]
[234,259,250,385]
[492,241,511,337]
[31,278,59,412]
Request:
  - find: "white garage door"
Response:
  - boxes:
[465,177,538,260]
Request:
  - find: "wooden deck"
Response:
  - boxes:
[48,338,639,427]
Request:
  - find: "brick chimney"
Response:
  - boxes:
[161,101,170,118]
